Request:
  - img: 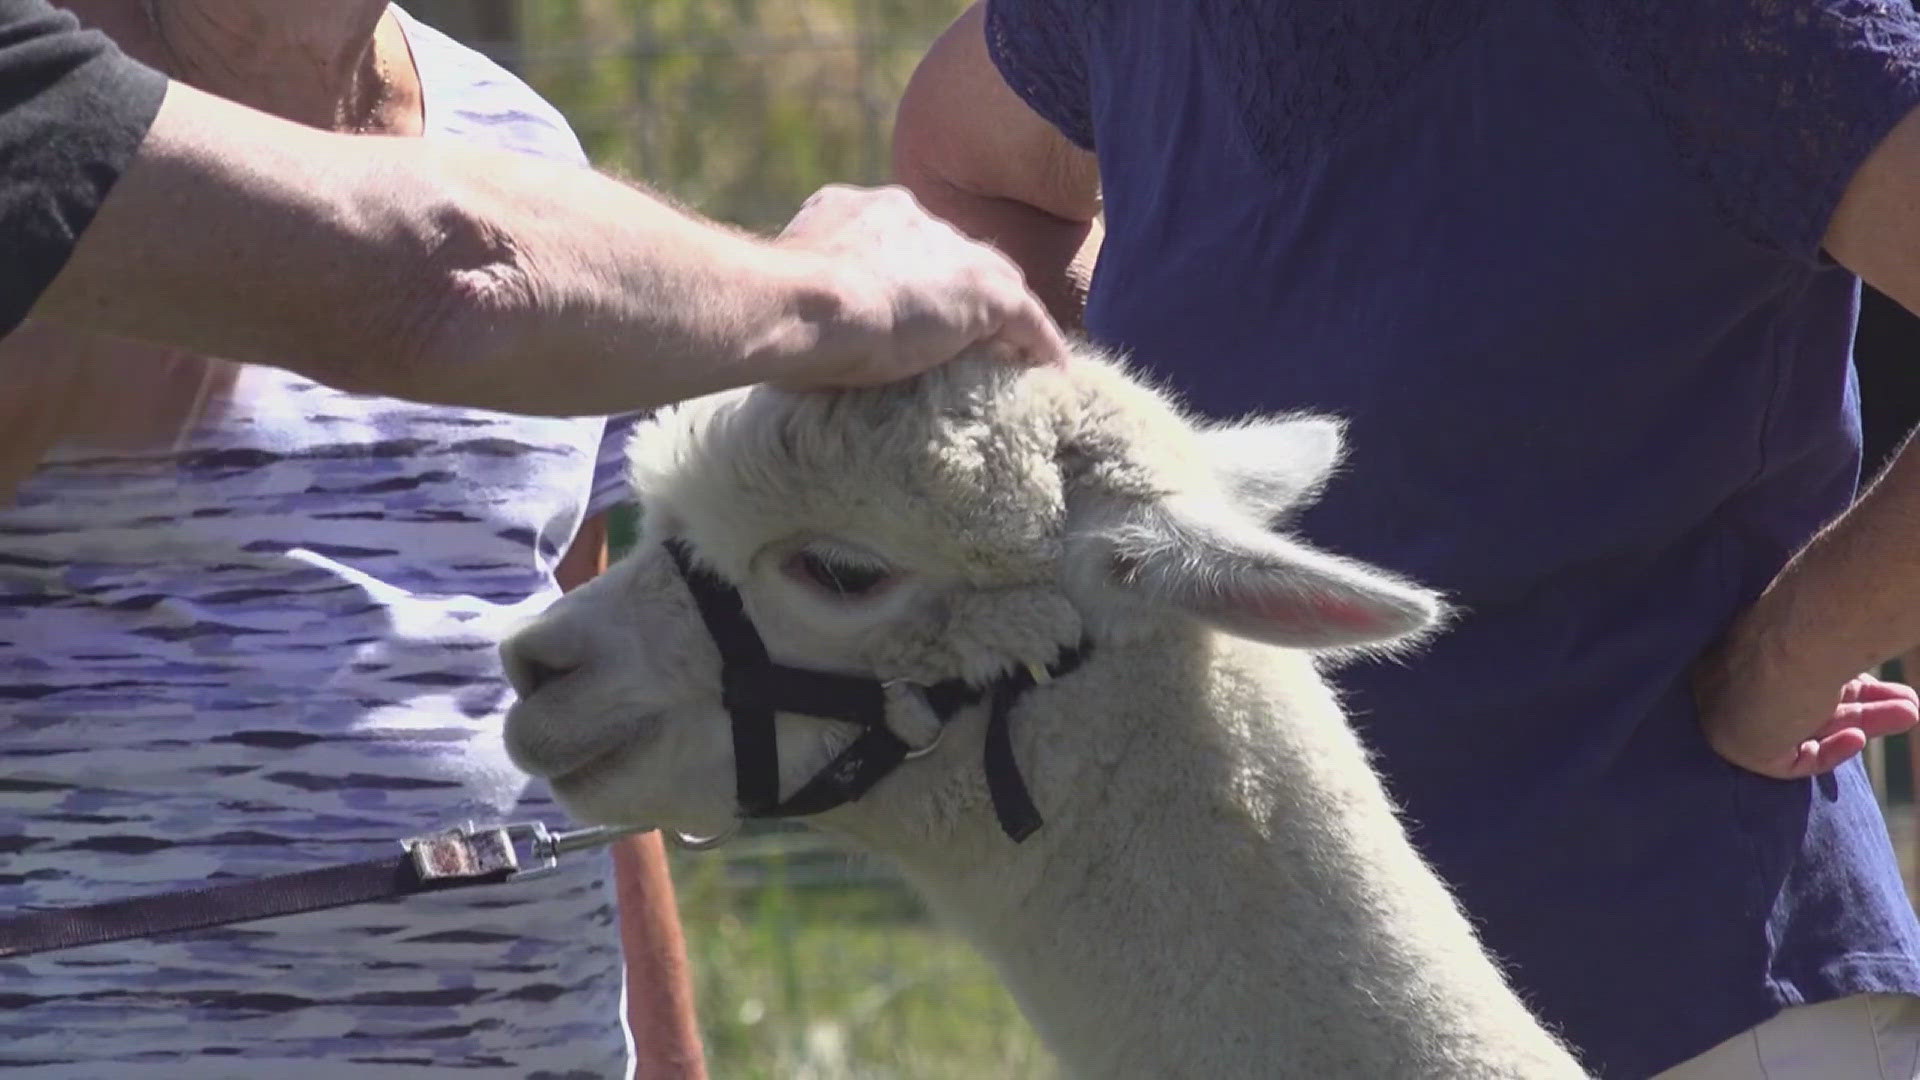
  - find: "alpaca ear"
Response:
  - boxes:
[1201,416,1345,524]
[1068,494,1442,651]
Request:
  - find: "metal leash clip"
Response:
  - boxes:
[404,821,650,884]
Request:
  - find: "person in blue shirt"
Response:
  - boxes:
[896,2,1920,1076]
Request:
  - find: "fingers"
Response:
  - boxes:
[776,183,875,241]
[1855,672,1920,706]
[1703,670,1920,780]
[991,295,1070,366]
[1780,736,1820,779]
[1757,729,1865,781]
[1769,675,1919,777]
[1807,728,1869,776]
[777,183,1069,386]
[1831,695,1919,739]
[1735,742,1820,781]
[1827,673,1920,741]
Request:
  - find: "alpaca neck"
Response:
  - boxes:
[869,636,1583,1079]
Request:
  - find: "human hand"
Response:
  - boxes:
[770,184,1067,389]
[1695,630,1919,779]
[0,321,235,503]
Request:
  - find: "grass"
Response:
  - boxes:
[667,800,1920,1080]
[669,825,1059,1080]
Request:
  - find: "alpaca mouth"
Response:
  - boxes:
[503,703,647,783]
[549,738,634,787]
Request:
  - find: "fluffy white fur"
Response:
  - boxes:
[501,350,1589,1078]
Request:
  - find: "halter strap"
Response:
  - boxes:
[664,539,1087,840]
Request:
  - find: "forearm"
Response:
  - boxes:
[415,146,853,414]
[1730,431,1920,683]
[33,80,852,415]
[899,171,1100,331]
[1828,103,1920,657]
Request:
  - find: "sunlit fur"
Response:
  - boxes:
[502,348,1589,1078]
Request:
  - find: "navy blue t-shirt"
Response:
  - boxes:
[987,1,1920,1076]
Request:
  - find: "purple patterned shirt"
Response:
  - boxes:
[0,8,637,1076]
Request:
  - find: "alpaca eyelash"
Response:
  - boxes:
[798,540,889,569]
[789,544,894,598]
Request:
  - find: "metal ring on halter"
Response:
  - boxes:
[901,724,944,760]
[883,679,944,760]
[669,820,740,851]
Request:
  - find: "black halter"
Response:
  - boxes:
[664,539,1088,842]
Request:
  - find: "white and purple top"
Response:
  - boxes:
[0,9,637,1076]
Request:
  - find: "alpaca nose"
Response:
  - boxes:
[501,631,583,697]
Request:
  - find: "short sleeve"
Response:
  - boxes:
[585,412,642,518]
[0,0,167,334]
[1557,0,1920,260]
[984,0,1096,151]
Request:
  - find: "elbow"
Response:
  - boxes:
[891,80,962,213]
[343,196,536,403]
[416,213,537,388]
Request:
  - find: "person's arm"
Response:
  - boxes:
[554,515,706,1080]
[30,79,1064,416]
[892,2,1101,330]
[1692,100,1920,779]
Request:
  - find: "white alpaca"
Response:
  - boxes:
[501,351,1590,1078]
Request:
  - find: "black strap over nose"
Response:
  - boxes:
[664,539,1087,840]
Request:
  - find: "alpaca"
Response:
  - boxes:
[500,350,1590,1078]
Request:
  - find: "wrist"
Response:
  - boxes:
[739,246,884,386]
[1732,572,1885,690]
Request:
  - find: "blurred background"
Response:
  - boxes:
[403,3,1920,1078]
[412,0,959,230]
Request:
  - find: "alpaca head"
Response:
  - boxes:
[500,350,1442,840]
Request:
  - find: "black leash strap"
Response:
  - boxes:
[0,822,590,959]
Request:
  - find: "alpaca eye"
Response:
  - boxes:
[788,549,892,598]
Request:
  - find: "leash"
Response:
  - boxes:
[2,537,1090,958]
[0,820,641,959]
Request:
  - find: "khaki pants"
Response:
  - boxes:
[1654,994,1920,1079]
